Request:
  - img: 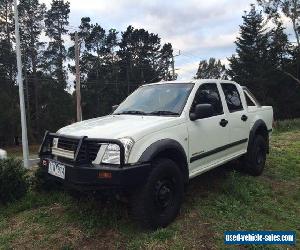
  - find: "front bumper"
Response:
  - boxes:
[39,131,152,191]
[40,158,152,191]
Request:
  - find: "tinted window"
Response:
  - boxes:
[191,83,223,116]
[221,83,243,112]
[244,91,256,106]
[243,87,260,106]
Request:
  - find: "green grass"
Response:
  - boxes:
[0,121,299,249]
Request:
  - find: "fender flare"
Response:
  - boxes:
[138,139,189,182]
[248,119,269,153]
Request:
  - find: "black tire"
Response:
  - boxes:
[130,158,184,229]
[242,135,267,176]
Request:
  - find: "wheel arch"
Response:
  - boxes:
[138,139,189,184]
[249,119,269,153]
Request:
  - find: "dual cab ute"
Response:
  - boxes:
[39,79,273,229]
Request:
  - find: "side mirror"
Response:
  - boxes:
[190,104,214,121]
[112,105,119,112]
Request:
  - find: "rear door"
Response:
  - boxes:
[220,82,250,154]
[187,82,230,175]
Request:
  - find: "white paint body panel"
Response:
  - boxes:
[56,79,273,180]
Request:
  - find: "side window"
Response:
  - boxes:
[243,88,260,106]
[221,83,243,112]
[244,91,256,106]
[191,83,223,116]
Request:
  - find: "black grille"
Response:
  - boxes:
[57,138,78,151]
[76,141,101,162]
[57,138,101,162]
[40,132,125,167]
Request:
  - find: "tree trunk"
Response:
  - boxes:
[32,53,40,137]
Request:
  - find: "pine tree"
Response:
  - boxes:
[229,4,300,118]
[68,17,93,77]
[159,43,174,80]
[44,0,70,87]
[118,25,163,94]
[0,0,20,145]
[104,28,119,86]
[68,20,120,118]
[228,5,269,97]
[18,0,46,138]
[0,0,15,84]
[195,58,227,79]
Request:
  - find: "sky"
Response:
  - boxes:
[40,0,257,80]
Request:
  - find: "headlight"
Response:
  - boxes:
[101,138,134,165]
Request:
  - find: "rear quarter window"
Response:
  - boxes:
[244,92,256,106]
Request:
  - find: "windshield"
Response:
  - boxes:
[114,83,194,116]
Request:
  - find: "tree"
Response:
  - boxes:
[0,0,19,145]
[229,4,300,119]
[118,26,163,94]
[228,5,270,98]
[68,20,121,118]
[68,23,175,119]
[258,0,300,84]
[258,0,300,45]
[18,0,46,138]
[159,43,174,80]
[39,1,74,135]
[68,17,93,78]
[83,23,112,117]
[0,4,180,144]
[38,74,74,133]
[195,58,227,79]
[44,0,70,87]
[0,0,15,84]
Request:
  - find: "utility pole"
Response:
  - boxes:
[171,56,175,80]
[171,50,181,80]
[75,31,82,121]
[14,0,29,168]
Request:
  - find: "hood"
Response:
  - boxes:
[57,115,184,141]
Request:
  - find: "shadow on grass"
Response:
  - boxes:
[67,162,236,228]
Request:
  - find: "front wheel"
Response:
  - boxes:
[130,158,184,229]
[242,135,267,176]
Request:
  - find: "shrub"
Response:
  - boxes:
[0,158,29,203]
[274,118,300,132]
[33,165,62,192]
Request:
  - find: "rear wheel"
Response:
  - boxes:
[241,135,267,176]
[130,158,184,229]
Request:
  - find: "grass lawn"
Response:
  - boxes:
[0,123,299,249]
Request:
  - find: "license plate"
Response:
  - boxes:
[48,161,65,179]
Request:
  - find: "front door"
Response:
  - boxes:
[187,83,230,175]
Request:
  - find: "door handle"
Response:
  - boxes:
[241,115,248,121]
[219,119,228,127]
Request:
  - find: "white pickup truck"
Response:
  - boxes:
[39,79,273,229]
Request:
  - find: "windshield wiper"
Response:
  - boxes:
[114,110,148,115]
[148,110,180,116]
